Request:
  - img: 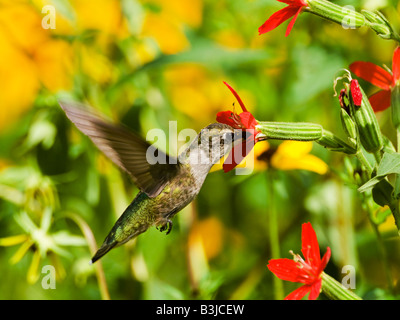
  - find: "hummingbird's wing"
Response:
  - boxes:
[59,101,180,198]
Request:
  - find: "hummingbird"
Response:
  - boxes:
[59,102,246,263]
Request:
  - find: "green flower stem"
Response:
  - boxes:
[266,171,284,300]
[355,150,373,176]
[64,213,110,300]
[256,121,322,141]
[392,87,400,199]
[394,129,400,199]
[317,129,357,154]
[364,196,394,292]
[256,122,356,154]
[373,150,382,164]
[306,0,365,29]
[306,0,400,43]
[362,10,400,42]
[321,272,362,300]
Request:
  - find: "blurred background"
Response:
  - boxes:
[0,0,400,300]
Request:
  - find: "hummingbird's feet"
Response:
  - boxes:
[157,219,173,235]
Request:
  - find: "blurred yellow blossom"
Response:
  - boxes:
[212,29,246,49]
[0,1,72,131]
[164,64,255,125]
[269,141,328,174]
[189,216,224,260]
[139,0,203,55]
[77,45,114,84]
[70,0,128,40]
[141,13,189,55]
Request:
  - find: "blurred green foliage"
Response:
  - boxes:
[0,0,400,300]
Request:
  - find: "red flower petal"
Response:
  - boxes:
[308,278,322,300]
[349,61,393,90]
[392,46,400,84]
[216,110,238,127]
[222,148,238,173]
[223,82,248,112]
[350,79,363,106]
[222,137,255,172]
[301,222,321,267]
[285,6,303,37]
[258,5,299,35]
[238,112,258,130]
[318,247,331,275]
[369,89,392,112]
[284,285,312,300]
[267,258,305,282]
[278,0,307,5]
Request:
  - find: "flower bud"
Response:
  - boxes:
[340,108,357,149]
[349,80,383,153]
[317,129,356,154]
[362,9,400,41]
[307,0,365,29]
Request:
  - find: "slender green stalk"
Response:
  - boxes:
[355,150,373,176]
[266,171,284,300]
[368,211,394,292]
[64,213,111,300]
[393,130,400,199]
[321,272,362,300]
[373,150,382,164]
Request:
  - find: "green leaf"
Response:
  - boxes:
[358,152,400,192]
[372,179,394,207]
[371,179,400,228]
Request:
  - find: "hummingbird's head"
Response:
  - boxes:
[195,123,248,165]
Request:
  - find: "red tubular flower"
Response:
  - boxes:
[267,222,331,300]
[217,82,260,172]
[258,0,308,37]
[349,46,400,112]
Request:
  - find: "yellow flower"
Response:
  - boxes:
[188,217,224,260]
[139,0,203,55]
[212,29,246,49]
[269,141,328,174]
[76,44,114,84]
[164,64,255,126]
[187,216,224,288]
[70,0,124,36]
[0,1,72,132]
[141,13,189,55]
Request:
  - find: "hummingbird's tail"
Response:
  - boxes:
[90,241,118,264]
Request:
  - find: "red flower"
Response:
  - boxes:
[350,79,363,106]
[349,46,400,112]
[258,0,308,37]
[216,82,260,172]
[267,222,331,300]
